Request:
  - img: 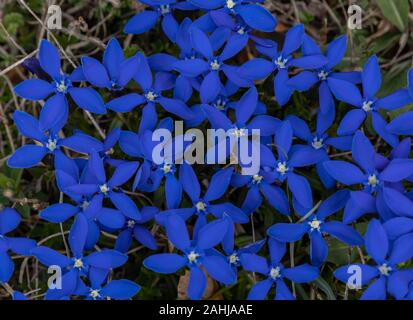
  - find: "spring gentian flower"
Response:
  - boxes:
[76,268,140,300]
[108,54,194,119]
[41,156,128,250]
[115,206,158,252]
[157,163,248,242]
[328,55,412,146]
[31,214,128,299]
[287,35,361,114]
[268,190,363,266]
[323,131,413,223]
[14,40,106,130]
[7,110,67,168]
[222,238,265,277]
[0,208,36,283]
[286,112,353,188]
[261,120,324,210]
[230,168,290,216]
[80,38,139,92]
[65,150,141,220]
[188,0,276,33]
[334,219,413,300]
[209,10,275,48]
[238,24,328,106]
[201,86,280,167]
[241,239,319,300]
[143,215,236,300]
[124,0,197,42]
[173,26,252,103]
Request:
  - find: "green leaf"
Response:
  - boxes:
[314,277,336,300]
[376,0,409,32]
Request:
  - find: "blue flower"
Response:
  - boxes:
[14,40,106,130]
[115,206,159,252]
[188,0,276,33]
[328,55,412,146]
[334,219,413,300]
[143,215,236,300]
[65,150,141,220]
[323,131,413,223]
[230,169,290,216]
[157,163,248,246]
[76,268,140,300]
[118,112,186,209]
[173,26,252,103]
[7,110,66,168]
[41,155,128,250]
[286,112,353,188]
[0,208,36,283]
[124,1,197,42]
[209,10,275,48]
[108,53,194,119]
[80,38,139,92]
[31,214,128,299]
[241,238,319,300]
[260,120,324,210]
[287,35,361,114]
[222,238,265,277]
[268,190,363,266]
[201,86,280,168]
[238,24,328,106]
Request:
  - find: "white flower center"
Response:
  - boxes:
[367,174,379,187]
[378,263,392,276]
[195,201,206,212]
[74,258,83,269]
[127,220,135,228]
[276,162,289,175]
[226,0,236,9]
[46,138,58,152]
[311,137,324,150]
[81,200,89,211]
[274,56,288,69]
[362,100,374,112]
[237,27,245,35]
[160,4,170,15]
[162,163,172,174]
[318,70,329,81]
[210,59,221,71]
[89,289,101,299]
[145,91,158,102]
[229,253,239,264]
[214,98,226,110]
[231,128,247,138]
[253,174,263,184]
[270,267,281,280]
[308,219,322,231]
[56,80,68,93]
[187,251,199,263]
[99,184,110,194]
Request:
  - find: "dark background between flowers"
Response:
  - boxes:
[0,0,412,300]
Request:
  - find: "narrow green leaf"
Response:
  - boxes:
[314,277,337,300]
[376,0,409,32]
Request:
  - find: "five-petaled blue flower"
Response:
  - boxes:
[240,238,319,300]
[14,40,106,131]
[334,219,413,300]
[268,190,363,266]
[144,215,236,300]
